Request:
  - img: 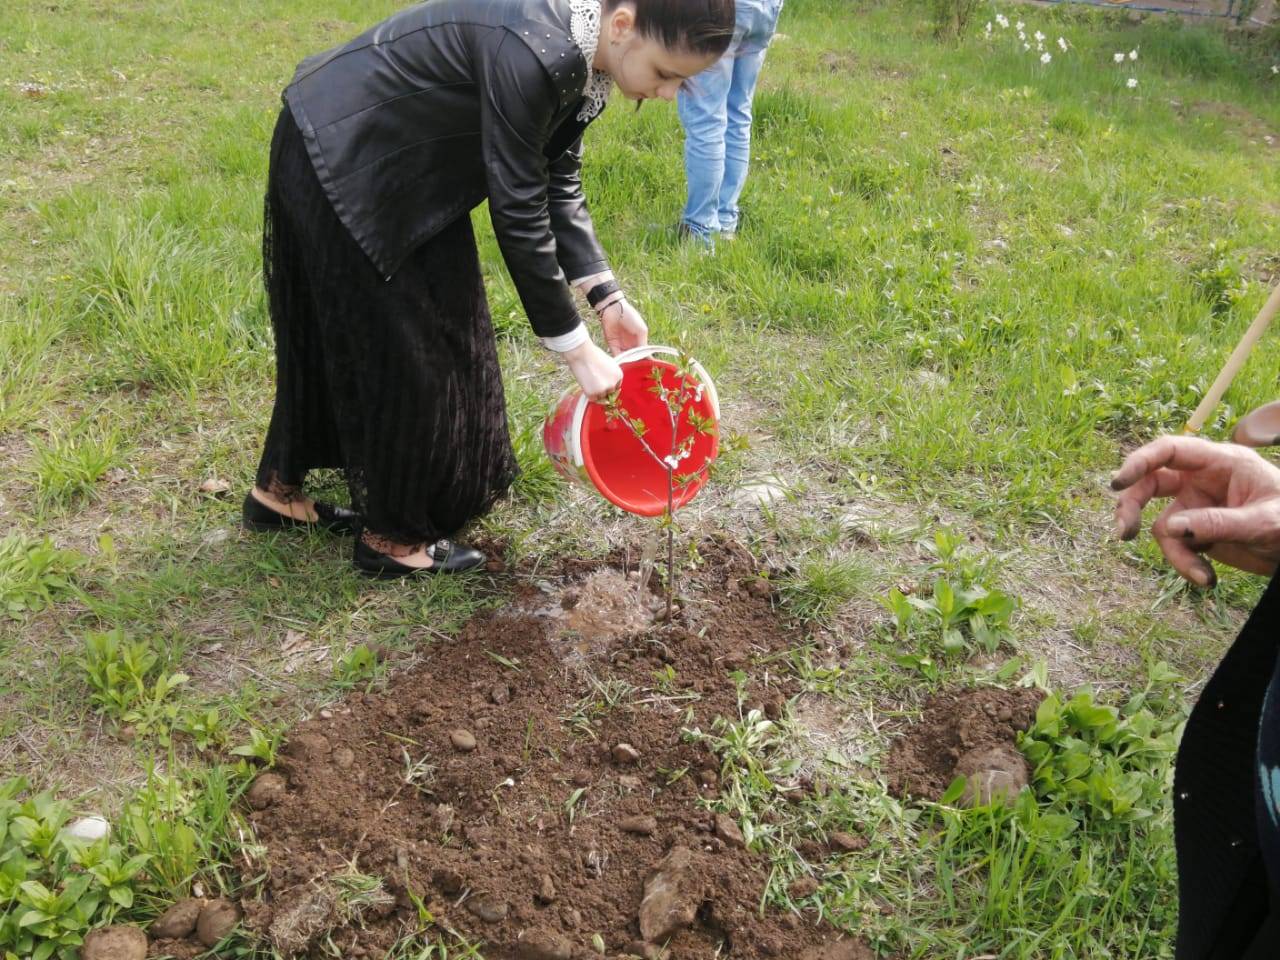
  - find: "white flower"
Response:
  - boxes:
[1127,77,1138,88]
[1129,48,1138,60]
[1058,37,1068,51]
[996,14,1009,27]
[1016,20,1025,30]
[1273,64,1279,74]
[985,21,993,33]
[663,455,679,469]
[1023,42,1031,51]
[1114,52,1125,63]
[1018,30,1026,41]
[1041,52,1052,64]
[1034,30,1045,41]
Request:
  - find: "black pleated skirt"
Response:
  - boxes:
[255,107,518,545]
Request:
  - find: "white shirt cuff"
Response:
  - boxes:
[541,321,590,353]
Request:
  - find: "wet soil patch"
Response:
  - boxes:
[245,539,870,958]
[882,686,1044,802]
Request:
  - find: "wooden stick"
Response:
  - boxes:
[1183,280,1280,435]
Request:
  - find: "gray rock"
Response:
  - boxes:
[466,894,508,923]
[638,846,699,943]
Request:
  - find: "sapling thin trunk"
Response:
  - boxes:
[601,352,715,622]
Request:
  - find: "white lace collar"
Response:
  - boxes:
[568,0,612,122]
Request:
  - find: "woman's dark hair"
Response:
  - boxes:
[608,0,736,58]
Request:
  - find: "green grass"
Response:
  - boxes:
[3,0,1280,956]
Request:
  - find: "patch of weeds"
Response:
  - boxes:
[908,664,1187,956]
[0,302,64,434]
[330,867,395,920]
[29,424,123,512]
[1017,661,1185,825]
[78,628,190,743]
[229,726,281,767]
[400,746,437,797]
[1189,240,1249,318]
[175,706,231,753]
[333,643,379,687]
[564,676,637,740]
[0,535,83,621]
[779,554,875,624]
[687,680,801,847]
[0,777,150,960]
[384,932,486,959]
[1073,355,1234,440]
[916,788,1177,958]
[883,528,1016,673]
[119,761,255,896]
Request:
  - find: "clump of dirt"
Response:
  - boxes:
[883,686,1044,802]
[82,925,147,960]
[244,539,871,958]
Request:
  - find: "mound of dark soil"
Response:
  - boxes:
[882,686,1044,802]
[243,540,872,959]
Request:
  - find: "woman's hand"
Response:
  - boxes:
[1112,435,1280,585]
[599,297,648,356]
[563,339,623,401]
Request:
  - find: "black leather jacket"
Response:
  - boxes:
[285,0,608,339]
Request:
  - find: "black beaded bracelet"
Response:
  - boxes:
[585,279,621,309]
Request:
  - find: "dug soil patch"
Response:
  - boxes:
[883,686,1044,802]
[244,539,870,959]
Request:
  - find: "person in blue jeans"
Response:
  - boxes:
[677,0,784,246]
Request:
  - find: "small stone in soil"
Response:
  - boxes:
[332,747,355,769]
[150,898,204,939]
[955,743,1029,806]
[618,774,642,791]
[466,894,509,923]
[450,729,478,752]
[247,772,287,810]
[490,683,511,705]
[618,815,658,836]
[512,932,574,959]
[612,742,641,764]
[81,924,149,960]
[196,898,241,947]
[714,813,745,848]
[536,874,557,904]
[638,846,700,943]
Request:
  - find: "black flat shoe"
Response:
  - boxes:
[242,491,359,535]
[353,537,485,579]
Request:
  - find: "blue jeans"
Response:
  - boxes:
[678,46,771,241]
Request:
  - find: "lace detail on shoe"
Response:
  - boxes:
[569,0,612,122]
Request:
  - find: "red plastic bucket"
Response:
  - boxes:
[542,346,720,517]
